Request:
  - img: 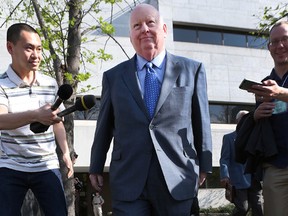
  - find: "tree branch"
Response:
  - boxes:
[0,0,24,28]
[31,0,62,84]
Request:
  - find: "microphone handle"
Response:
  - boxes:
[57,106,77,117]
[50,98,63,111]
[30,122,50,133]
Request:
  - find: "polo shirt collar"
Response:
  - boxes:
[6,64,40,87]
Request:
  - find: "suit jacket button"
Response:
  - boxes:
[149,125,154,130]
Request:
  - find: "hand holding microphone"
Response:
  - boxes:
[30,84,73,133]
[30,94,96,133]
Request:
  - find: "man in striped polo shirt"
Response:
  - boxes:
[0,23,73,216]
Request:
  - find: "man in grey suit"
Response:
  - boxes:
[89,3,212,216]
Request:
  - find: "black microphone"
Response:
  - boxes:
[57,95,96,117]
[30,95,96,133]
[30,84,73,133]
[51,84,73,110]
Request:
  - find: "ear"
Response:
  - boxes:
[6,41,13,55]
[163,23,168,38]
[267,43,271,51]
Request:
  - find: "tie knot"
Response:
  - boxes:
[146,62,153,69]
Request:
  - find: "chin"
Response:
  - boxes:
[282,56,288,63]
[277,59,288,66]
[30,67,39,72]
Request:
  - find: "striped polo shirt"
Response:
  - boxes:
[0,65,62,172]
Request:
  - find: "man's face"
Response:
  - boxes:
[129,5,167,60]
[7,30,42,74]
[268,23,288,66]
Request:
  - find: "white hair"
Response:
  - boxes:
[236,110,249,121]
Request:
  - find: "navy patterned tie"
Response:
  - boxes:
[144,62,160,119]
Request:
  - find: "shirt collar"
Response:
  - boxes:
[6,64,40,87]
[136,50,166,71]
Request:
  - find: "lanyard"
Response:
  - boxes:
[281,72,288,87]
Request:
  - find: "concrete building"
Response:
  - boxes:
[73,0,283,213]
[0,0,285,214]
[73,0,279,171]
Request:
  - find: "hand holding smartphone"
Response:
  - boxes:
[239,79,263,90]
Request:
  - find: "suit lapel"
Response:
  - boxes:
[121,53,181,120]
[121,56,149,117]
[155,53,181,114]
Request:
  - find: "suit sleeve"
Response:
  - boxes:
[89,73,114,174]
[192,63,213,173]
[220,135,231,179]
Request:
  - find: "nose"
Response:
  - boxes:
[276,41,285,48]
[31,49,40,59]
[141,23,149,33]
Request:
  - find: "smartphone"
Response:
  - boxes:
[239,79,263,90]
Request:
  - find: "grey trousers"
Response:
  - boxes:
[262,163,288,216]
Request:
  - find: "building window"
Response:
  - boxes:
[173,24,268,49]
[247,35,267,48]
[199,30,222,45]
[173,27,197,43]
[224,32,246,47]
[209,103,255,124]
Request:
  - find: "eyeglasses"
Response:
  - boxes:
[268,36,288,48]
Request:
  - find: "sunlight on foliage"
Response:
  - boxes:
[255,3,288,35]
[98,16,115,35]
[105,0,122,4]
[97,49,113,61]
[0,0,126,94]
[79,84,97,94]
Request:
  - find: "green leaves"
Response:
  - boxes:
[98,16,115,35]
[97,49,113,61]
[105,0,122,4]
[2,0,126,94]
[256,3,288,35]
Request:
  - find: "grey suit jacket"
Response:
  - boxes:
[89,52,212,201]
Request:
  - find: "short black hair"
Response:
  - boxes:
[7,23,39,44]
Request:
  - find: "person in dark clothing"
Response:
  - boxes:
[220,110,263,216]
[244,21,288,216]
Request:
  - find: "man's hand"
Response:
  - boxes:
[220,177,230,187]
[89,173,104,192]
[199,172,207,186]
[250,79,288,102]
[63,152,74,178]
[253,102,275,121]
[35,104,62,126]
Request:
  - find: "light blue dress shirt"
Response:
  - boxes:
[136,50,166,97]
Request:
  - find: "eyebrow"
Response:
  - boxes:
[25,42,42,47]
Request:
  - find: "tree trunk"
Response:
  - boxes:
[19,0,84,214]
[60,110,76,216]
[67,0,82,89]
